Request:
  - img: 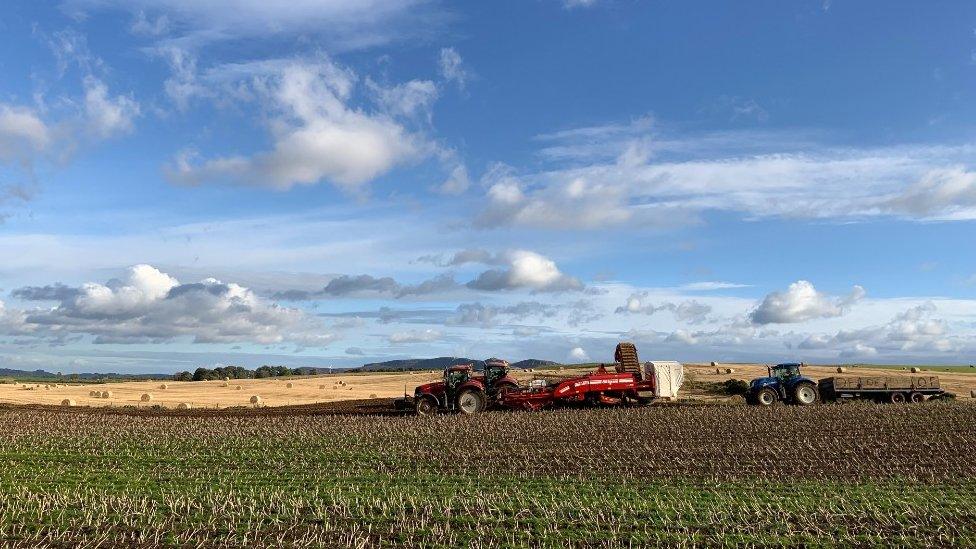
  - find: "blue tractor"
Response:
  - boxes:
[747,363,820,406]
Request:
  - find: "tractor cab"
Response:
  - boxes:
[444,365,473,392]
[483,358,510,396]
[770,362,802,380]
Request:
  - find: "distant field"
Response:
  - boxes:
[0,402,974,546]
[1,362,974,410]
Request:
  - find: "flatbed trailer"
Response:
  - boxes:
[818,375,946,404]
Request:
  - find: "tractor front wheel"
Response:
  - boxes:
[755,387,777,406]
[457,389,487,415]
[792,383,819,406]
[414,397,438,416]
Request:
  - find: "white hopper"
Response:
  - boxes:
[645,361,684,399]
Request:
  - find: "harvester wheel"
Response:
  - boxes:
[755,387,777,406]
[889,392,907,404]
[909,392,924,403]
[415,397,438,416]
[457,389,487,415]
[792,383,819,406]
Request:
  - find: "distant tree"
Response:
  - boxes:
[192,367,217,382]
[173,371,193,382]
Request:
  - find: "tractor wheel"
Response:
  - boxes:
[457,389,487,415]
[414,397,438,416]
[755,387,777,407]
[909,392,925,403]
[889,392,907,404]
[792,383,819,406]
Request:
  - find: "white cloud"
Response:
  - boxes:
[0,105,52,163]
[678,281,751,291]
[67,0,437,51]
[478,120,976,228]
[438,164,470,195]
[367,78,439,121]
[8,265,331,346]
[884,167,976,218]
[438,47,467,90]
[83,77,141,139]
[799,303,956,357]
[568,346,589,361]
[388,328,442,343]
[465,250,583,292]
[615,293,712,324]
[167,60,428,191]
[750,280,864,325]
[563,0,598,8]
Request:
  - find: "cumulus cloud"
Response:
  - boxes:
[568,346,589,361]
[750,280,864,325]
[438,47,467,90]
[272,273,459,300]
[615,293,712,324]
[465,250,583,292]
[446,301,559,327]
[168,60,428,192]
[799,303,955,357]
[367,78,439,121]
[8,265,331,346]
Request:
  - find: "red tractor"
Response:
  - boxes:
[402,358,520,416]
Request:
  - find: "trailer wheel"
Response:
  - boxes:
[792,383,819,406]
[457,389,487,415]
[889,392,907,404]
[755,387,777,406]
[414,397,438,416]
[909,392,924,403]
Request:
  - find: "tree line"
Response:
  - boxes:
[172,365,330,382]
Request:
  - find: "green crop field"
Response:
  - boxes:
[1,402,975,547]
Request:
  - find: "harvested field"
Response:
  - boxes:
[0,402,974,546]
[1,363,974,410]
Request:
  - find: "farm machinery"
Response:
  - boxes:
[397,343,684,415]
[746,363,820,406]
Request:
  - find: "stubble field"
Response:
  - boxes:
[0,400,975,547]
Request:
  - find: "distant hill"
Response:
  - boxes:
[359,357,560,372]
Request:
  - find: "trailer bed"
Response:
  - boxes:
[819,375,945,402]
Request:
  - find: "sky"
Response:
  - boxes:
[1,0,975,373]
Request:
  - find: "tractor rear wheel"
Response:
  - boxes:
[792,383,819,406]
[457,389,487,415]
[755,387,777,406]
[890,392,907,404]
[414,397,438,416]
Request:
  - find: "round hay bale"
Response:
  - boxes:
[221,382,229,387]
[837,367,847,373]
[223,376,230,382]
[100,391,112,399]
[89,390,98,397]
[724,368,735,374]
[159,383,168,390]
[333,385,339,389]
[971,390,976,398]
[177,402,192,410]
[369,393,378,399]
[61,398,75,407]
[286,382,294,388]
[319,384,326,389]
[249,395,262,405]
[910,367,921,373]
[236,385,243,390]
[710,361,718,367]
[140,393,153,402]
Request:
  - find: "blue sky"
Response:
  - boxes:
[1,0,975,373]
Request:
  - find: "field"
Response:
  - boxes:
[0,402,975,546]
[2,362,974,409]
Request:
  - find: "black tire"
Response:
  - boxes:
[890,392,907,404]
[456,388,487,415]
[792,382,819,406]
[909,392,924,403]
[755,387,777,407]
[414,397,438,416]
